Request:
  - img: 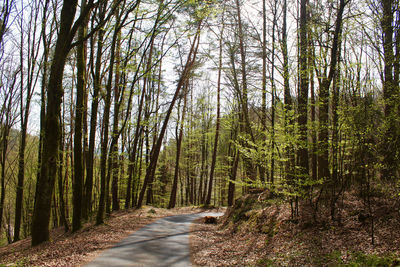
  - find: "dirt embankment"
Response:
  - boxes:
[190,192,400,266]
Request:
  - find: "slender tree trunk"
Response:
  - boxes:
[58,118,69,231]
[260,0,267,184]
[123,0,163,208]
[318,0,346,186]
[97,6,120,223]
[381,0,398,180]
[126,79,146,208]
[282,0,294,188]
[32,0,83,246]
[0,108,12,234]
[83,3,105,220]
[235,0,256,182]
[111,30,122,212]
[331,53,341,220]
[14,2,40,240]
[298,0,309,186]
[169,86,187,208]
[206,14,224,205]
[72,0,88,232]
[309,41,317,182]
[199,125,206,204]
[35,0,51,210]
[270,0,278,185]
[228,132,239,206]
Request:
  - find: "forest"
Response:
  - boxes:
[0,0,399,263]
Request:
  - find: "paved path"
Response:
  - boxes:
[85,211,224,267]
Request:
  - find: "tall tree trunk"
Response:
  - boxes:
[281,0,295,188]
[96,5,121,223]
[14,1,40,240]
[206,12,224,205]
[73,0,88,232]
[169,86,187,209]
[309,45,317,182]
[260,0,267,184]
[297,0,309,187]
[228,123,239,206]
[270,0,278,185]
[35,0,51,210]
[381,0,398,180]
[83,3,105,220]
[318,0,346,186]
[58,118,69,231]
[331,51,341,220]
[0,88,14,234]
[235,0,256,182]
[199,123,206,204]
[111,30,122,212]
[32,0,79,246]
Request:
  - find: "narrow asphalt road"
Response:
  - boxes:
[85,211,224,267]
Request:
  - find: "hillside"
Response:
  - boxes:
[190,192,400,266]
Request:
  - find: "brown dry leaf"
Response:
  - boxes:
[190,193,400,266]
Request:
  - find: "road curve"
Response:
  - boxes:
[84,211,223,267]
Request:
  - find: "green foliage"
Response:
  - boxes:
[256,258,275,266]
[0,257,29,267]
[347,252,397,267]
[312,251,399,267]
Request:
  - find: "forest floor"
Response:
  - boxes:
[0,206,207,266]
[190,192,400,266]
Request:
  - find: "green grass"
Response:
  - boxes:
[346,252,398,267]
[312,251,399,267]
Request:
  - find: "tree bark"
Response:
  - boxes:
[96,31,116,224]
[14,1,39,240]
[297,0,309,184]
[111,29,122,212]
[168,85,187,209]
[72,0,88,232]
[235,0,257,182]
[83,2,105,220]
[32,0,95,246]
[318,0,346,185]
[381,0,398,180]
[206,12,224,205]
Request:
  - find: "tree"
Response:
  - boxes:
[380,0,399,181]
[32,0,95,246]
[72,0,89,232]
[235,0,257,183]
[0,67,19,237]
[315,0,347,219]
[83,1,106,220]
[298,0,310,195]
[0,0,15,51]
[96,3,119,224]
[206,5,224,205]
[168,84,188,209]
[14,0,41,241]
